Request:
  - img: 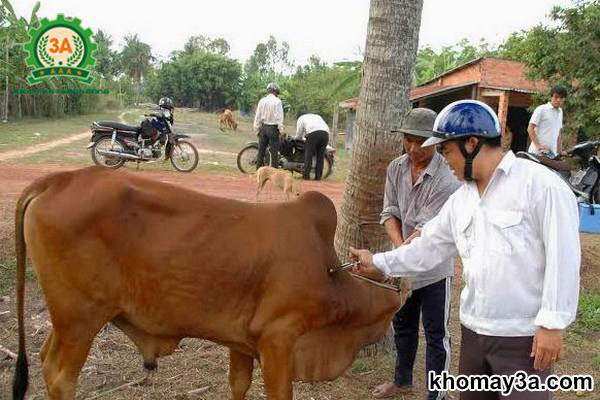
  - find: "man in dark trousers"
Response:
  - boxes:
[254,82,284,168]
[372,108,460,400]
[350,100,580,400]
[295,111,330,180]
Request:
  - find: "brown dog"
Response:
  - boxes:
[256,166,302,201]
[218,109,237,132]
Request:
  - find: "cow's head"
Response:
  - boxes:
[291,277,404,382]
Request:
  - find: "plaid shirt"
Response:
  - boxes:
[381,152,460,289]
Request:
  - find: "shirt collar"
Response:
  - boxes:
[425,152,443,177]
[399,151,442,177]
[496,150,516,175]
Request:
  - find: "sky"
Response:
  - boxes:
[13,0,573,66]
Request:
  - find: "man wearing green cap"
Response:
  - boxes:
[372,108,460,400]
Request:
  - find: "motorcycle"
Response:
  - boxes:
[516,140,600,204]
[237,136,335,179]
[87,108,199,172]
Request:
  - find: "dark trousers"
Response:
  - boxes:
[459,326,551,400]
[394,278,452,400]
[303,130,329,180]
[257,124,280,168]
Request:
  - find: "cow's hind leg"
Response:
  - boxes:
[42,328,98,400]
[40,304,108,400]
[228,349,254,400]
[40,327,54,363]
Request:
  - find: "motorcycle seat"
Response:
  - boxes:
[96,121,141,133]
[516,151,573,171]
[538,157,572,172]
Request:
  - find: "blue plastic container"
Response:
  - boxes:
[579,203,600,234]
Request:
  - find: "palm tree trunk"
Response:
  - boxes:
[335,0,424,260]
[334,0,424,358]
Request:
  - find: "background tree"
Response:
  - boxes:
[146,51,242,110]
[177,35,231,57]
[120,33,153,82]
[120,33,153,104]
[284,56,360,122]
[414,38,496,85]
[244,35,294,76]
[92,29,120,82]
[334,0,424,265]
[501,1,600,141]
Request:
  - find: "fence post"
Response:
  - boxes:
[330,102,339,146]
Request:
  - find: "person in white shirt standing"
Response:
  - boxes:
[254,83,285,169]
[295,111,330,180]
[528,86,567,156]
[349,100,580,400]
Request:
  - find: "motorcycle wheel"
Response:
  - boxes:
[91,137,126,169]
[170,139,199,172]
[237,144,271,174]
[323,155,333,179]
[308,155,333,180]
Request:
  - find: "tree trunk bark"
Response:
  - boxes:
[334,0,424,260]
[335,0,424,358]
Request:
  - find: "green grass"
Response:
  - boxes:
[0,110,122,152]
[567,291,600,370]
[0,259,36,296]
[574,292,600,333]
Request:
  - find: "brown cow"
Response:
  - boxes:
[219,109,238,131]
[12,166,403,400]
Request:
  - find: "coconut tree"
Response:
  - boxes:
[334,0,424,263]
[120,33,152,104]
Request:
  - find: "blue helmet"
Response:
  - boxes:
[422,100,501,147]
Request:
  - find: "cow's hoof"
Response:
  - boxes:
[143,360,157,370]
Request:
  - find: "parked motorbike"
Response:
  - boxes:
[88,109,199,172]
[516,140,600,204]
[237,136,335,179]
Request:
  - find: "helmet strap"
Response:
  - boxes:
[458,138,484,181]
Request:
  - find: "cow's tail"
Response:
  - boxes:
[13,180,47,400]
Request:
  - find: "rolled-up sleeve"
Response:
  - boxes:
[533,184,581,330]
[380,162,401,225]
[374,197,457,277]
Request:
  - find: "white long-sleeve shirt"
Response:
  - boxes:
[295,114,329,140]
[253,94,284,132]
[373,151,580,337]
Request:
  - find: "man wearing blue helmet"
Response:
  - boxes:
[372,108,459,400]
[349,100,581,400]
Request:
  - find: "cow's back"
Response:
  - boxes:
[24,167,340,349]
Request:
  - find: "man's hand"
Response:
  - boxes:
[402,230,421,246]
[348,247,386,281]
[531,328,565,371]
[536,143,550,152]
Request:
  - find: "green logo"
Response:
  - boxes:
[23,14,96,85]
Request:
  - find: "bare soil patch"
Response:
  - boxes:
[0,163,597,399]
